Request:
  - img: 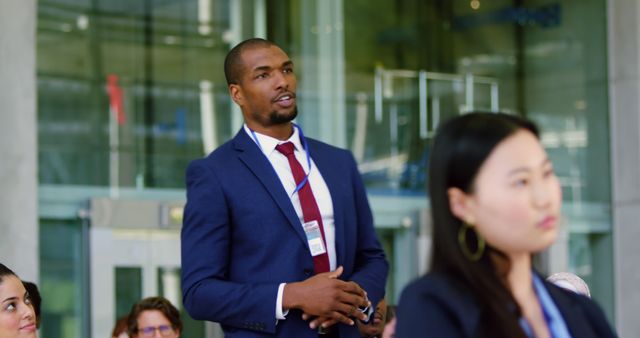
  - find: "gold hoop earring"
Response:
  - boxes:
[458,223,485,261]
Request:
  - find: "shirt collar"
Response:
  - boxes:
[243,124,303,156]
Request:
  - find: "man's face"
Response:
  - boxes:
[230,45,298,128]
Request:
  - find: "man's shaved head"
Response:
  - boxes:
[224,38,278,85]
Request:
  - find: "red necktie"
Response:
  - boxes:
[275,142,330,274]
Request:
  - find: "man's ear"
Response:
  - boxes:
[447,187,475,224]
[229,84,243,106]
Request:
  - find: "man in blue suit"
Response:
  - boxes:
[181,38,388,338]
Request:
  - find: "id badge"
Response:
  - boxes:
[302,220,327,256]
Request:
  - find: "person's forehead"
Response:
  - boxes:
[0,275,24,297]
[481,131,544,172]
[240,45,290,69]
[138,309,171,323]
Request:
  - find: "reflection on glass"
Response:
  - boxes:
[38,0,232,188]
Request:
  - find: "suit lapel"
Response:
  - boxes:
[232,130,308,247]
[308,140,346,267]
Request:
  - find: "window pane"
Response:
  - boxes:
[115,267,142,320]
[40,220,85,338]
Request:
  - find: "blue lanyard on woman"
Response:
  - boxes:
[249,123,312,195]
[519,274,573,338]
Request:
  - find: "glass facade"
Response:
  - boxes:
[39,220,87,338]
[36,0,614,336]
[38,0,232,188]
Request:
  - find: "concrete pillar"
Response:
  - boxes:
[608,0,640,335]
[0,0,38,282]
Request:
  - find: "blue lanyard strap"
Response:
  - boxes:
[249,123,312,195]
[519,274,573,338]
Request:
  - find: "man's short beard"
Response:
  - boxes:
[269,107,298,125]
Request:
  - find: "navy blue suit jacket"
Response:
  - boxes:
[396,272,617,338]
[181,129,389,337]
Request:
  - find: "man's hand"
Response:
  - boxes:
[283,266,370,327]
[304,289,370,330]
[304,316,337,330]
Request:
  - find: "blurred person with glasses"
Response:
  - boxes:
[127,297,182,338]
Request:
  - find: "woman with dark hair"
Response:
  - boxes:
[395,113,616,337]
[127,297,182,338]
[21,282,41,329]
[0,263,37,337]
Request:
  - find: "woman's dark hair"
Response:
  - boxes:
[428,112,539,337]
[0,263,18,282]
[127,296,182,336]
[23,281,42,328]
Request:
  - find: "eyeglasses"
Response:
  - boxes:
[137,325,175,337]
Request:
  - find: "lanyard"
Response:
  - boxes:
[519,274,573,338]
[249,123,312,195]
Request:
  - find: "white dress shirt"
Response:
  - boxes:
[243,125,336,321]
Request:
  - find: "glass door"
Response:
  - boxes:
[89,198,216,338]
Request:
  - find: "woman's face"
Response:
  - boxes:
[0,275,36,338]
[134,310,179,338]
[450,130,562,256]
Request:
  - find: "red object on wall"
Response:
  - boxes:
[107,74,126,125]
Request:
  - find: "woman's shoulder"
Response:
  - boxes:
[544,280,618,338]
[396,272,481,338]
[399,272,479,318]
[544,279,604,314]
[401,272,469,299]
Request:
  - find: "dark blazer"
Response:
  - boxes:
[181,129,389,338]
[395,272,617,338]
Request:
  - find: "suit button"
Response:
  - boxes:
[304,269,312,277]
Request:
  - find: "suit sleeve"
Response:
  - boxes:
[395,281,464,338]
[345,151,389,311]
[181,160,279,334]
